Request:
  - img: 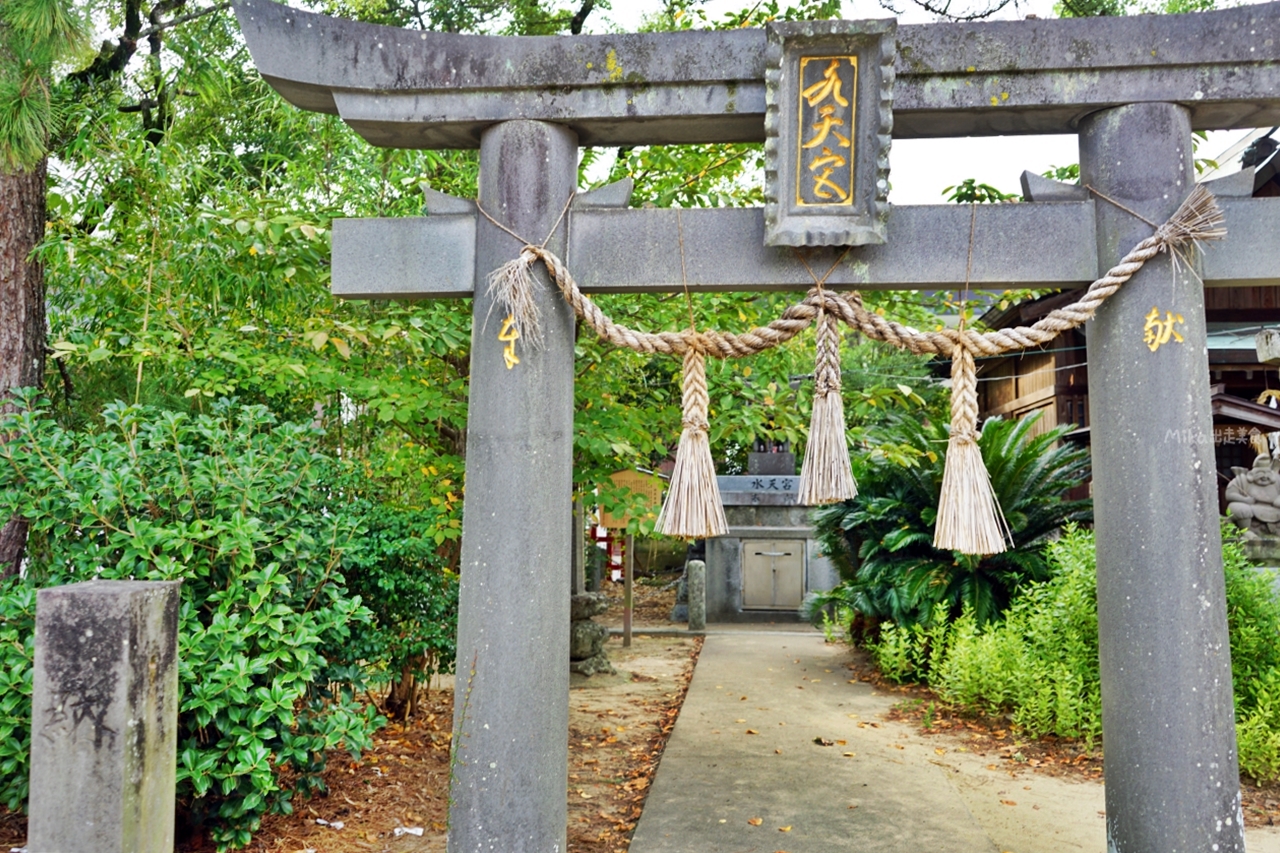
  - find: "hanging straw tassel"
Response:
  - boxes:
[798,309,857,505]
[933,345,1011,556]
[485,247,545,348]
[658,350,728,539]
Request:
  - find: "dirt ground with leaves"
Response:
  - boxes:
[168,633,700,853]
[599,575,680,628]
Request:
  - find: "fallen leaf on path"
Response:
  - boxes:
[775,748,783,754]
[748,817,764,826]
[836,740,847,745]
[813,737,834,746]
[736,719,746,723]
[891,744,905,750]
[778,825,792,831]
[843,752,856,757]
[935,748,947,755]
[1001,800,1017,806]
[746,729,759,735]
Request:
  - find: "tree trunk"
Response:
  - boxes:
[0,160,48,578]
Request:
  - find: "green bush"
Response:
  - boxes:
[340,500,460,718]
[865,525,1280,779]
[812,412,1092,627]
[0,394,384,849]
[0,583,34,813]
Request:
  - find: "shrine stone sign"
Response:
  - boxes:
[232,2,1280,852]
[717,474,802,506]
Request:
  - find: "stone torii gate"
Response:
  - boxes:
[233,1,1280,850]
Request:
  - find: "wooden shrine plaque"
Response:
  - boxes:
[764,19,895,247]
[600,470,664,529]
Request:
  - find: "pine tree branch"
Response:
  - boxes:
[68,0,230,87]
[141,0,232,42]
[570,0,596,35]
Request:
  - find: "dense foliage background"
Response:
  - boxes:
[864,526,1280,784]
[811,413,1093,628]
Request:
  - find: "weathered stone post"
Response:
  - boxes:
[449,119,576,853]
[1080,102,1245,853]
[572,499,586,595]
[686,559,706,632]
[28,580,181,853]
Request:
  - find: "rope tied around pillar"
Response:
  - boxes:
[477,192,576,351]
[482,184,1227,550]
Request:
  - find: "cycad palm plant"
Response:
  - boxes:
[812,411,1092,628]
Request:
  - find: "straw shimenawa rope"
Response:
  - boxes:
[657,351,729,538]
[935,346,1011,554]
[798,307,857,505]
[494,185,1226,548]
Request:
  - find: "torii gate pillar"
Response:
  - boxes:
[1082,102,1245,853]
[450,119,578,853]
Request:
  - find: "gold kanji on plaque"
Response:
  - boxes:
[795,56,857,207]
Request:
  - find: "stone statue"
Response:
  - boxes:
[1226,453,1280,537]
[569,592,615,677]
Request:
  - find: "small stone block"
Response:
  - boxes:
[687,560,707,632]
[747,452,796,476]
[28,580,182,853]
[1200,167,1258,199]
[1257,328,1280,365]
[1020,170,1088,202]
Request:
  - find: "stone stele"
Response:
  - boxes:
[27,580,181,853]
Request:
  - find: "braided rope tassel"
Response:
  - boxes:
[657,351,728,539]
[798,309,856,505]
[485,247,544,349]
[934,346,1011,555]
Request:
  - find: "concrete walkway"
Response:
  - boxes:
[630,630,1280,853]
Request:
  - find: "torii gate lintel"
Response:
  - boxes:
[332,177,1280,300]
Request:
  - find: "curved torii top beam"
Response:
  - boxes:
[234,0,1280,149]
